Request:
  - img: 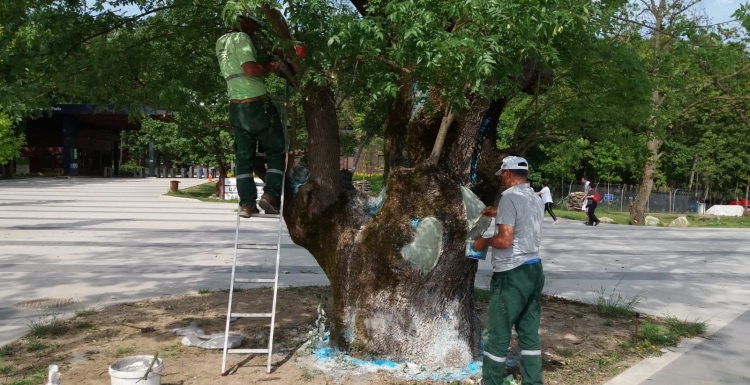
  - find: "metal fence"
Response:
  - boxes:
[548,182,704,214]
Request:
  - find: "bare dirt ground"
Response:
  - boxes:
[0,286,654,385]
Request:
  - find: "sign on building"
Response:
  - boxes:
[224,177,264,201]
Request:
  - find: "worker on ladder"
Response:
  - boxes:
[216,11,286,217]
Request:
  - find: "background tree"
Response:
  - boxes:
[615,0,750,224]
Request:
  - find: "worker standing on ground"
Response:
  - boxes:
[216,12,285,217]
[472,156,545,385]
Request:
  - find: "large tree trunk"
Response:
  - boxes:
[284,90,488,368]
[383,76,414,180]
[215,159,229,199]
[286,165,482,367]
[282,60,548,368]
[630,138,662,225]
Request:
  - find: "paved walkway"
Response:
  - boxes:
[1,178,748,384]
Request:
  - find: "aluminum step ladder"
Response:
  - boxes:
[220,173,287,376]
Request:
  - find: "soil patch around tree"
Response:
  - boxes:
[0,286,697,385]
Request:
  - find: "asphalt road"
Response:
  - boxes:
[1,177,748,384]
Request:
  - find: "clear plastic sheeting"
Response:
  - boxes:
[170,321,243,349]
[400,217,443,272]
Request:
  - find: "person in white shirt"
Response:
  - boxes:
[536,181,557,224]
[581,177,591,212]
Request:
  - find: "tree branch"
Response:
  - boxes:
[610,14,676,38]
[355,55,411,75]
[425,108,457,166]
[261,3,302,77]
[63,5,179,60]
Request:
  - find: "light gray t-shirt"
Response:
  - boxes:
[491,183,544,272]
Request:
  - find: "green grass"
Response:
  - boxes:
[592,286,646,318]
[662,316,707,338]
[197,288,213,294]
[640,323,678,345]
[0,362,12,375]
[301,368,315,381]
[556,347,575,358]
[595,351,621,367]
[27,315,65,338]
[74,307,97,318]
[0,344,12,357]
[166,181,239,203]
[26,339,48,352]
[74,320,95,329]
[554,209,750,228]
[219,287,246,293]
[115,347,135,356]
[353,173,384,195]
[6,368,47,385]
[473,288,491,301]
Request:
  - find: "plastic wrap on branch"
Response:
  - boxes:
[291,164,309,193]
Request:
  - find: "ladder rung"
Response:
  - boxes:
[238,244,278,250]
[231,313,273,318]
[227,349,269,354]
[235,278,276,283]
[253,214,280,219]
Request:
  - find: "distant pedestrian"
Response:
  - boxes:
[536,181,557,224]
[581,177,591,212]
[210,166,216,178]
[198,164,204,179]
[580,187,601,226]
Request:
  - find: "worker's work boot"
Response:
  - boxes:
[258,193,281,214]
[239,204,260,218]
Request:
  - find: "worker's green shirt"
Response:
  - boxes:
[215,32,267,100]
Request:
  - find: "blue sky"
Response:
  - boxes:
[705,0,745,23]
[98,0,745,25]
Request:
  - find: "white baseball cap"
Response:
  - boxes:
[495,156,529,175]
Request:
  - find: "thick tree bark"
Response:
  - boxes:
[383,76,414,179]
[286,165,482,368]
[300,86,342,215]
[630,138,662,225]
[446,97,493,184]
[215,160,229,199]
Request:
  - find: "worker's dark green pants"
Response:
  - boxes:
[483,262,545,385]
[229,99,286,207]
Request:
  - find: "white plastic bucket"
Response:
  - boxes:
[109,355,163,385]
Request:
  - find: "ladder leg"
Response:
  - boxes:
[267,170,286,373]
[221,204,242,376]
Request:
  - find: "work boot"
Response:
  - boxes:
[258,193,281,214]
[239,204,260,218]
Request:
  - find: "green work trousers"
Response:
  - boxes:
[483,262,545,385]
[229,99,286,207]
